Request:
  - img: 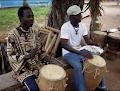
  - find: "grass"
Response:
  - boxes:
[0,6,49,31]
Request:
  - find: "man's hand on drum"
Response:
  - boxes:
[23,46,38,61]
[79,49,93,59]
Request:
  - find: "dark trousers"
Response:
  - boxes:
[22,75,40,91]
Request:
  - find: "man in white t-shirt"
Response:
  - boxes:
[60,5,107,91]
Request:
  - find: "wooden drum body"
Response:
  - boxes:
[108,32,120,51]
[93,31,107,48]
[38,64,66,91]
[84,55,106,91]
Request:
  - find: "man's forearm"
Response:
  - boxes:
[84,35,97,45]
[62,44,80,55]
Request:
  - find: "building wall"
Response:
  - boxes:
[0,0,51,8]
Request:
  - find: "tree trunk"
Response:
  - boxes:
[47,0,84,29]
[88,0,102,39]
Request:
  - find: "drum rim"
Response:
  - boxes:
[40,64,66,81]
[93,31,107,35]
[108,33,120,40]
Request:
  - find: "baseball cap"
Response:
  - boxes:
[67,5,82,16]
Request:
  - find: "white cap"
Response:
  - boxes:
[67,5,82,16]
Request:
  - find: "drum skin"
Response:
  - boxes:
[108,32,120,51]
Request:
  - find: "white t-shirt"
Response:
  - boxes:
[60,21,88,56]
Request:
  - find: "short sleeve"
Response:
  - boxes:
[60,24,69,39]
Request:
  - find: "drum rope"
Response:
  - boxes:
[82,62,90,73]
[64,80,68,88]
[49,82,54,91]
[94,68,100,79]
[82,62,95,73]
[48,80,66,91]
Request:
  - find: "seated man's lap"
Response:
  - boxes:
[64,52,85,69]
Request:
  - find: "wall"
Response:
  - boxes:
[0,0,51,8]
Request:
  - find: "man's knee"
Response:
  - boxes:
[73,63,83,70]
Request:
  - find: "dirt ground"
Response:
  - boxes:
[105,56,120,91]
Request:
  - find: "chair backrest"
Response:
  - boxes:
[38,26,60,57]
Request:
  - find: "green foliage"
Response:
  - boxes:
[0,8,18,31]
[0,7,49,31]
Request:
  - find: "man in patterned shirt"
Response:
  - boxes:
[7,6,43,91]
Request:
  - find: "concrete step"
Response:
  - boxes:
[0,72,22,91]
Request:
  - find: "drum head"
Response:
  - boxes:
[108,32,120,40]
[87,55,106,67]
[40,64,66,81]
[93,31,107,36]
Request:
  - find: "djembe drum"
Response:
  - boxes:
[108,32,120,51]
[83,55,107,91]
[38,64,67,91]
[93,31,107,48]
[106,32,120,60]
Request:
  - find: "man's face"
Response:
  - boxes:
[72,13,82,23]
[21,9,34,27]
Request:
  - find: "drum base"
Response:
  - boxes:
[104,49,120,61]
[93,31,107,48]
[85,74,101,91]
[65,69,76,91]
[38,79,65,91]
